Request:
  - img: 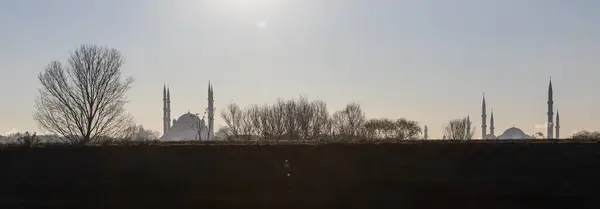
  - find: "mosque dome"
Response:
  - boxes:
[161,112,208,141]
[177,113,201,124]
[497,127,531,139]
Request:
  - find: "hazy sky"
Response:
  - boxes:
[1,0,599,139]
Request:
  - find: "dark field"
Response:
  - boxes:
[0,142,599,209]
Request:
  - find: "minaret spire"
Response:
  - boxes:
[490,108,495,136]
[547,78,554,139]
[466,115,471,139]
[555,110,560,139]
[162,84,169,137]
[481,92,487,139]
[167,85,171,131]
[207,81,215,139]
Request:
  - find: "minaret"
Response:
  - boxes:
[547,78,554,139]
[466,115,471,139]
[167,86,171,130]
[481,93,487,139]
[207,81,215,139]
[555,110,560,139]
[424,125,428,140]
[490,108,495,136]
[162,84,169,136]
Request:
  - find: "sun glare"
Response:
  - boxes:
[257,21,267,29]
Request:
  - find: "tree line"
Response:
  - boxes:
[217,97,423,141]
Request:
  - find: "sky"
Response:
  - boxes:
[1,0,599,139]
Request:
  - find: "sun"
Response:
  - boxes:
[257,21,267,29]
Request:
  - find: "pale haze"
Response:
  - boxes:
[1,0,599,139]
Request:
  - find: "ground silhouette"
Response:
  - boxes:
[0,142,597,208]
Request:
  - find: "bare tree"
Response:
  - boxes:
[332,102,365,141]
[443,117,475,140]
[325,118,335,139]
[220,103,243,140]
[283,99,299,140]
[259,104,273,139]
[295,96,314,140]
[240,107,255,140]
[309,100,330,140]
[394,118,422,140]
[569,130,600,140]
[361,118,421,141]
[362,118,394,140]
[269,99,286,141]
[247,104,264,139]
[381,119,396,139]
[216,126,231,140]
[363,119,379,140]
[34,45,134,145]
[246,104,273,140]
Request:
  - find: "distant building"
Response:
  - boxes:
[160,82,216,141]
[481,79,559,140]
[162,112,209,141]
